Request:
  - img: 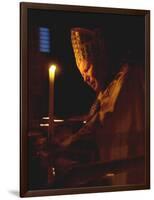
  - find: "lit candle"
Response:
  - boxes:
[48,64,56,141]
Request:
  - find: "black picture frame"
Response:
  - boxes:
[20,2,150,197]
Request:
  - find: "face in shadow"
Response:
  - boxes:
[71,27,108,93]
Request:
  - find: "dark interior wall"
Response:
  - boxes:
[27,8,145,123]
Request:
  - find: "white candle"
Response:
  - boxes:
[48,64,56,141]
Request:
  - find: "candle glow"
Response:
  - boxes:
[48,64,57,141]
[49,64,56,77]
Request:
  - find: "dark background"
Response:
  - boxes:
[27,8,145,126]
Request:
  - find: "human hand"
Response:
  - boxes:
[51,135,74,152]
[60,136,74,147]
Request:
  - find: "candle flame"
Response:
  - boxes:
[49,65,56,73]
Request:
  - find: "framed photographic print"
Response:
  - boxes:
[20,2,150,197]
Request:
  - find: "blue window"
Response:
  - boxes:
[39,27,50,53]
